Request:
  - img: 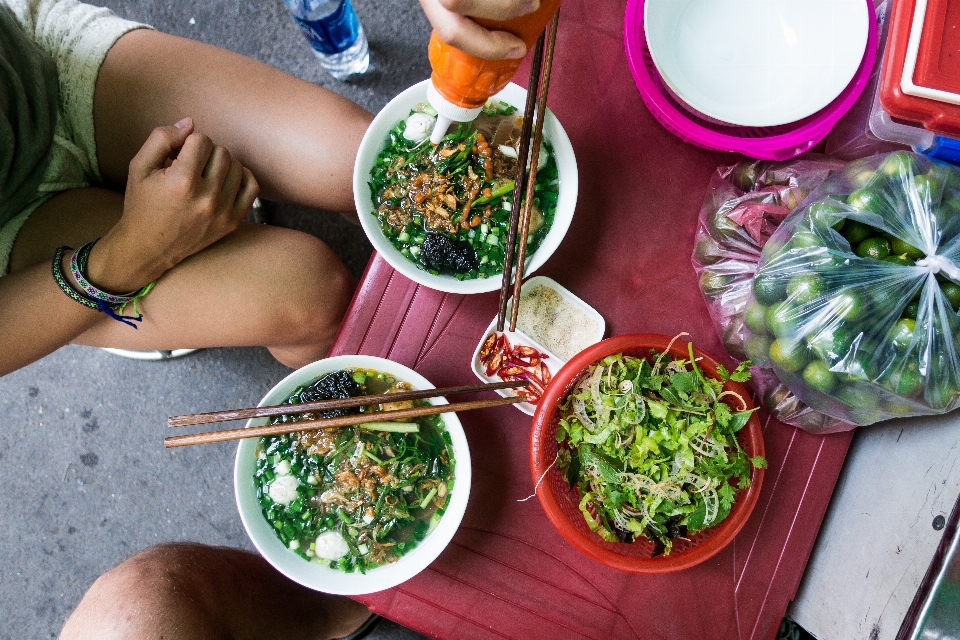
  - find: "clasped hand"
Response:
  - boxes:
[86,118,259,293]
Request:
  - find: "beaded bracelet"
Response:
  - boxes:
[52,243,153,329]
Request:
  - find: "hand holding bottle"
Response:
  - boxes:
[418,0,540,60]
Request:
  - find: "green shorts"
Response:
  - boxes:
[0,0,148,274]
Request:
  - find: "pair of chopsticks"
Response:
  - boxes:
[497,9,562,333]
[163,379,529,448]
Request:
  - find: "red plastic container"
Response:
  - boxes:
[879,0,960,135]
[913,0,960,92]
[529,334,765,573]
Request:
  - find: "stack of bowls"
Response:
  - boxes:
[625,0,878,160]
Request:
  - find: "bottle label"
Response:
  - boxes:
[293,0,358,55]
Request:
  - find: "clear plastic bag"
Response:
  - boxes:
[693,156,849,432]
[744,152,960,431]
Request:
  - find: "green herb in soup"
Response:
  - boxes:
[555,346,766,556]
[368,102,560,280]
[254,369,454,573]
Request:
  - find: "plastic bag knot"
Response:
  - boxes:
[915,254,960,283]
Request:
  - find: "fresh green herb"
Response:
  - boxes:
[368,105,559,279]
[555,344,764,556]
[481,99,519,117]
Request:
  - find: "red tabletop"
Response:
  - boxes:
[332,1,853,637]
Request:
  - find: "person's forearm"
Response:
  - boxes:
[0,253,106,376]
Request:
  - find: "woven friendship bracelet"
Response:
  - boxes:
[70,239,138,305]
[52,244,147,329]
[52,246,100,311]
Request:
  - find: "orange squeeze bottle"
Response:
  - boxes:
[427,0,562,144]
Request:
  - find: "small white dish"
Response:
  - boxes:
[470,277,605,415]
[353,80,578,294]
[234,355,470,595]
[471,327,564,416]
[644,0,870,127]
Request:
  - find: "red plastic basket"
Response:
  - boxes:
[529,334,765,573]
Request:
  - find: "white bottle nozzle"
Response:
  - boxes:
[427,81,483,144]
[430,114,454,145]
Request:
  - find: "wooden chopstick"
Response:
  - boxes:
[497,9,562,331]
[509,10,561,332]
[497,30,547,332]
[163,395,525,448]
[167,379,529,428]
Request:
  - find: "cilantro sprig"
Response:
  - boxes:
[555,343,764,556]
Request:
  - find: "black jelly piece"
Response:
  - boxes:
[420,233,478,274]
[299,370,363,418]
[613,522,635,544]
[666,517,687,540]
[650,538,666,557]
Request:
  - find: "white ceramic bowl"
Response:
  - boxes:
[644,0,869,127]
[353,80,578,294]
[234,355,471,595]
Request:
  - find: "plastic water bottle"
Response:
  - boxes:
[283,0,369,79]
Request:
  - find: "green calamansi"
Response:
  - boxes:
[766,300,802,338]
[744,333,773,365]
[807,324,857,363]
[890,236,925,260]
[888,318,916,351]
[841,220,874,245]
[786,272,826,305]
[885,362,924,398]
[744,299,770,335]
[807,200,847,231]
[884,253,915,267]
[855,237,891,260]
[828,290,868,323]
[769,338,808,373]
[802,360,838,394]
[880,151,919,178]
[753,272,787,306]
[847,188,884,214]
[694,235,725,266]
[939,281,960,311]
[699,271,733,297]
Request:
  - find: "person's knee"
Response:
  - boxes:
[267,232,355,347]
[60,544,222,640]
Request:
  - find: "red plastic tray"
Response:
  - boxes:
[331,2,853,637]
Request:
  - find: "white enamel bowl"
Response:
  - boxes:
[235,355,471,594]
[353,79,578,294]
[644,0,870,127]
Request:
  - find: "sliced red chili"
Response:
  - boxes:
[479,333,497,361]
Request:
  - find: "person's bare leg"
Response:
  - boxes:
[8,188,353,368]
[94,29,373,213]
[59,544,372,640]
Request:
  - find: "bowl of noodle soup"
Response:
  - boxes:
[354,79,578,294]
[235,355,471,594]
